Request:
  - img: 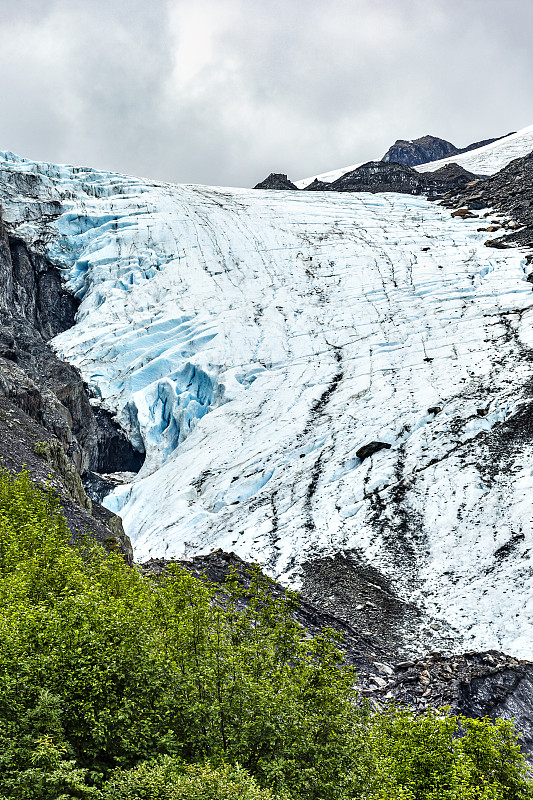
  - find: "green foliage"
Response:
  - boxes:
[102,759,283,800]
[33,440,49,459]
[363,705,533,800]
[0,468,530,800]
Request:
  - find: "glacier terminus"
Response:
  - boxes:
[1,141,533,659]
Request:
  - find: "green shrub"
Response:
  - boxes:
[103,759,285,800]
[0,468,530,800]
[363,705,533,800]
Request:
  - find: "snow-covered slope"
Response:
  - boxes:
[295,161,364,189]
[415,124,533,176]
[1,151,533,658]
[297,124,533,186]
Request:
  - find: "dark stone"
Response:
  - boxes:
[382,132,515,168]
[356,441,392,461]
[458,663,533,756]
[0,394,132,563]
[441,150,533,249]
[0,208,144,478]
[484,239,512,249]
[382,135,460,167]
[83,470,120,504]
[428,406,442,415]
[253,173,298,190]
[304,161,479,200]
[93,405,145,473]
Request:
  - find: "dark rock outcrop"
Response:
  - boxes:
[424,162,482,190]
[0,207,144,477]
[441,150,533,249]
[382,135,459,167]
[382,132,514,167]
[304,161,479,200]
[253,173,298,190]
[0,203,143,559]
[0,394,133,562]
[358,649,533,756]
[356,441,392,461]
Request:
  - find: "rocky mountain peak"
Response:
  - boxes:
[382,132,515,168]
[382,135,460,167]
[304,159,479,198]
[253,173,298,190]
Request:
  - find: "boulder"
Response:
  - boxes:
[356,441,392,461]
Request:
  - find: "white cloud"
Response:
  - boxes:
[0,0,530,186]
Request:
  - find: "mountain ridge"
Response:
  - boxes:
[381,132,515,168]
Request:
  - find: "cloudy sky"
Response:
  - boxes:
[0,0,531,187]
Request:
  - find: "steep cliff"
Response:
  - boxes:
[0,203,141,560]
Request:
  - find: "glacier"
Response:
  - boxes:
[1,148,533,657]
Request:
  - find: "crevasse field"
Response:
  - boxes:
[1,146,533,657]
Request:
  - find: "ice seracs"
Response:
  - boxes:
[0,149,533,658]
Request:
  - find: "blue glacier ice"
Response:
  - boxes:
[1,145,533,659]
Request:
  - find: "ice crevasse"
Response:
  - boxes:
[1,150,533,657]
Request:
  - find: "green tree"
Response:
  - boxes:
[0,468,530,800]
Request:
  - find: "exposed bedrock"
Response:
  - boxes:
[0,394,133,562]
[0,205,144,521]
[381,132,514,168]
[253,173,298,190]
[305,160,480,197]
[254,161,480,197]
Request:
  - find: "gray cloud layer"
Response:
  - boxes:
[0,0,531,187]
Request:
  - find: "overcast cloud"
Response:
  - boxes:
[0,0,531,187]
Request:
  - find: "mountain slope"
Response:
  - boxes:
[297,124,533,187]
[415,124,533,175]
[382,133,513,168]
[0,150,533,659]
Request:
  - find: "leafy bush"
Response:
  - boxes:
[103,759,284,800]
[0,468,531,800]
[364,705,533,799]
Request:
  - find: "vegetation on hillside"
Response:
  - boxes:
[0,468,530,800]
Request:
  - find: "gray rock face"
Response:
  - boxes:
[0,394,133,562]
[382,133,514,167]
[382,135,460,167]
[441,150,533,249]
[304,160,479,198]
[253,173,298,190]
[0,207,144,477]
[0,200,139,558]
